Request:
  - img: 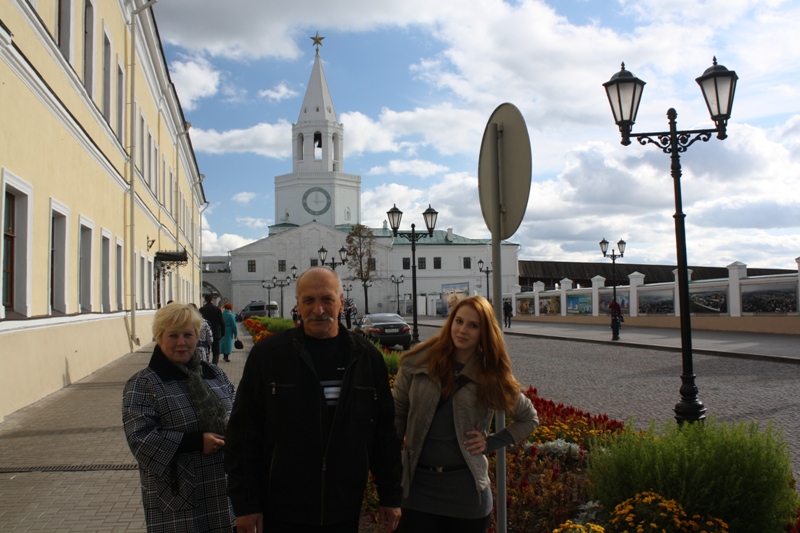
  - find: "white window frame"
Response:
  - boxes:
[50,198,70,315]
[1,170,33,319]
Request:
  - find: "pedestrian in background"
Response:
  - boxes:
[220,302,238,362]
[191,302,213,363]
[200,295,225,365]
[502,300,513,328]
[122,303,235,532]
[393,295,538,533]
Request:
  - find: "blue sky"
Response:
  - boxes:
[152,0,800,269]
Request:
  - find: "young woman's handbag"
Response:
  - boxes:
[234,338,244,350]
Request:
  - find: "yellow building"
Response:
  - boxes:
[0,0,205,422]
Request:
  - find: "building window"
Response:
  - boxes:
[50,201,69,314]
[418,257,426,270]
[58,0,72,61]
[116,64,124,142]
[247,260,256,272]
[139,114,145,170]
[3,192,15,310]
[102,33,112,122]
[368,257,376,271]
[278,260,286,272]
[434,257,442,269]
[115,240,123,311]
[101,234,110,312]
[463,257,471,269]
[4,175,32,318]
[79,219,94,313]
[402,257,410,270]
[82,0,94,95]
[310,259,318,267]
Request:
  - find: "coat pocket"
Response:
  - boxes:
[154,455,197,512]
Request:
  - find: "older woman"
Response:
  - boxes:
[122,304,235,532]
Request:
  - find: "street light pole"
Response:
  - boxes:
[390,274,405,314]
[387,204,438,345]
[478,259,492,303]
[603,58,737,423]
[318,246,348,270]
[271,276,292,318]
[362,279,373,314]
[261,280,275,317]
[600,238,626,341]
[343,283,353,304]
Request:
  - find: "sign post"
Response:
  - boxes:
[477,103,532,533]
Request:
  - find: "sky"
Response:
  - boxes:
[151,0,800,270]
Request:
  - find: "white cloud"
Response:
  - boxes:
[202,229,255,256]
[237,217,269,229]
[259,82,300,102]
[368,159,449,177]
[169,56,220,111]
[232,192,257,204]
[191,122,292,158]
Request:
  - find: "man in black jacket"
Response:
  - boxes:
[199,294,225,364]
[225,267,402,533]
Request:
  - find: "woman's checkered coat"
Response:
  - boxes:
[123,346,235,532]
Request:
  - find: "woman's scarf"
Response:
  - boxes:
[173,353,228,434]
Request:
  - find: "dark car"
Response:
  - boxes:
[356,313,411,350]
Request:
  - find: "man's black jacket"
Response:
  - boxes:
[224,325,402,525]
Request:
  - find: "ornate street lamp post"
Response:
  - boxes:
[362,279,373,314]
[343,283,353,304]
[318,246,348,270]
[387,204,438,344]
[261,279,276,317]
[477,259,492,303]
[603,57,737,423]
[390,274,405,314]
[600,238,626,341]
[271,275,292,318]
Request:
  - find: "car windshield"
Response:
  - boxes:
[368,314,405,323]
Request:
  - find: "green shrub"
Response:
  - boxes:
[256,316,296,332]
[382,351,400,376]
[586,417,798,533]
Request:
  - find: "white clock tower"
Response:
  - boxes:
[273,34,361,231]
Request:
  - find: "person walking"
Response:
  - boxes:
[393,296,538,533]
[200,295,225,365]
[225,266,402,533]
[609,297,622,341]
[220,302,238,362]
[502,300,513,328]
[345,304,353,329]
[122,303,236,532]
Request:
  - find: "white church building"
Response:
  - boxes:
[219,41,520,317]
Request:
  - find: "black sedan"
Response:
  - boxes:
[355,313,411,350]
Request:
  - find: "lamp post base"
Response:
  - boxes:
[674,376,707,424]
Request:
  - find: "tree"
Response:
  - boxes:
[345,224,376,313]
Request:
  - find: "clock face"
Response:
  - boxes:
[302,187,332,216]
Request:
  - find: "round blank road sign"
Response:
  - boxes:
[478,103,532,240]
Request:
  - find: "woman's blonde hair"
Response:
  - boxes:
[152,303,203,344]
[403,295,521,411]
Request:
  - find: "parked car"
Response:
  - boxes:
[355,313,411,350]
[236,301,278,321]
